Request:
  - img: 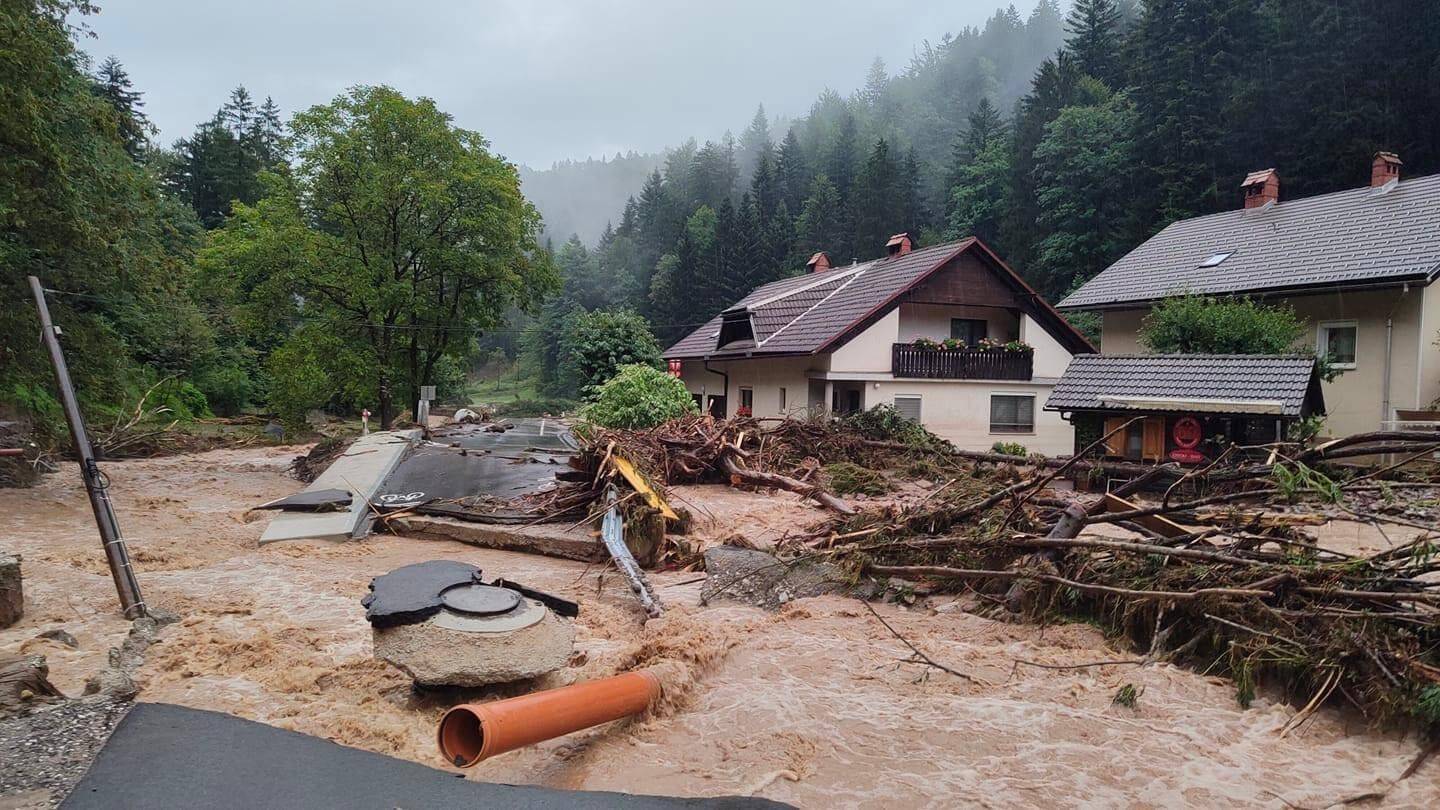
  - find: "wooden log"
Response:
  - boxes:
[719,452,856,515]
[1103,493,1190,539]
[1005,501,1088,613]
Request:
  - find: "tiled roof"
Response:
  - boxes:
[1045,354,1323,417]
[665,240,975,359]
[1059,173,1440,309]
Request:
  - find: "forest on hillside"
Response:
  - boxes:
[4,0,1440,433]
[527,0,1440,392]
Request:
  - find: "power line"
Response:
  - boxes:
[34,287,712,335]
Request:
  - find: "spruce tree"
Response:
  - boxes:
[776,129,810,212]
[92,56,151,158]
[1064,0,1123,86]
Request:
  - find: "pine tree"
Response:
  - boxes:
[92,56,151,158]
[252,96,286,166]
[776,129,810,212]
[827,113,859,199]
[738,104,773,182]
[795,175,845,264]
[1064,0,1124,86]
[861,57,889,108]
[850,139,902,258]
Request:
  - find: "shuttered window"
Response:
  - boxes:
[894,395,922,422]
[990,395,1034,433]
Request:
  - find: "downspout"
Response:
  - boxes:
[703,359,728,417]
[1381,284,1409,428]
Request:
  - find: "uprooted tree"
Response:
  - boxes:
[200,85,555,427]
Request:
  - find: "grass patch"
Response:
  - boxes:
[825,461,890,496]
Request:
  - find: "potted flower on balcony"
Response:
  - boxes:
[941,337,967,350]
[911,337,941,350]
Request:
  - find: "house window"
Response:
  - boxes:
[989,394,1035,433]
[894,395,922,422]
[950,318,987,344]
[778,387,787,412]
[1317,321,1357,368]
[738,387,754,416]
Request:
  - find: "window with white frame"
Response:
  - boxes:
[893,395,921,422]
[989,394,1035,433]
[739,386,754,412]
[1317,321,1357,368]
[778,387,787,412]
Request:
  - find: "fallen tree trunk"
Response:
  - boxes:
[719,452,855,516]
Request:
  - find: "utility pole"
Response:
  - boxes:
[28,277,147,619]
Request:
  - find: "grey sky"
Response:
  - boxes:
[80,1,1007,168]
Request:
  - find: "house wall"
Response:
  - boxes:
[676,357,819,418]
[897,303,1018,343]
[1421,283,1440,412]
[1021,313,1074,379]
[828,309,899,373]
[1094,285,1436,436]
[871,379,1073,455]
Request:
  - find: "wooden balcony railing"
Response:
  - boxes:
[891,344,1033,380]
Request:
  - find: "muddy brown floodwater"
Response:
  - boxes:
[0,446,1435,808]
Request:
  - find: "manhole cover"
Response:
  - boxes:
[439,584,521,616]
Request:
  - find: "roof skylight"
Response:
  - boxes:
[1198,251,1233,268]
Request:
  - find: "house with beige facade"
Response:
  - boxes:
[663,234,1096,455]
[1058,153,1440,439]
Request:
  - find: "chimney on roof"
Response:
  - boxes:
[1371,152,1402,188]
[805,251,831,273]
[1241,169,1279,209]
[886,232,913,257]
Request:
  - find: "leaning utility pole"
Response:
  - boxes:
[28,277,147,618]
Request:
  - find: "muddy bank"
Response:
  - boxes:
[0,446,1435,808]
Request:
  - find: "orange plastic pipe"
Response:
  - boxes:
[437,669,662,767]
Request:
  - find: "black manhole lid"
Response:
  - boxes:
[439,583,521,616]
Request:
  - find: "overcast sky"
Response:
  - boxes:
[79,1,1007,168]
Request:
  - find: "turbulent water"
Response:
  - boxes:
[0,447,1434,808]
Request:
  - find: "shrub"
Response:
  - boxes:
[581,364,697,429]
[495,397,577,417]
[841,404,951,450]
[1139,295,1338,379]
[991,441,1028,457]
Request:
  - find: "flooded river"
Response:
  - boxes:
[0,446,1434,807]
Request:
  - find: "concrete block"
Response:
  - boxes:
[260,430,419,544]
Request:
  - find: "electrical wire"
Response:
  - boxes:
[32,287,714,335]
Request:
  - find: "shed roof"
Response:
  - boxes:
[1044,354,1325,418]
[1058,173,1440,309]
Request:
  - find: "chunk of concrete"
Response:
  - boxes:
[700,546,849,610]
[0,552,21,628]
[390,515,605,562]
[372,599,575,686]
[260,430,419,544]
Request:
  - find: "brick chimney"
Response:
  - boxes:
[1371,152,1402,188]
[806,251,831,273]
[1241,169,1279,209]
[885,233,913,257]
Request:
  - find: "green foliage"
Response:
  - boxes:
[824,462,890,496]
[1415,685,1440,725]
[1271,462,1342,504]
[201,85,553,426]
[841,404,952,450]
[1140,295,1338,379]
[495,397,577,418]
[560,309,663,397]
[1111,682,1142,709]
[580,364,697,429]
[991,441,1028,457]
[1,1,214,440]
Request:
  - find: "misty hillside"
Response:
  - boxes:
[519,153,663,246]
[521,1,1066,246]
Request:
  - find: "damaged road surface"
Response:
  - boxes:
[376,418,576,520]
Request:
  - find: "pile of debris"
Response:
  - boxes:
[559,414,1440,732]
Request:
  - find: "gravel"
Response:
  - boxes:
[0,698,131,809]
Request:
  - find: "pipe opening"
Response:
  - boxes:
[437,706,485,767]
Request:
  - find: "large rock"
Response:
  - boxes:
[0,553,21,628]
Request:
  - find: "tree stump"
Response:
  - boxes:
[0,553,21,628]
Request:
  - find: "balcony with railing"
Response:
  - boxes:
[891,343,1033,380]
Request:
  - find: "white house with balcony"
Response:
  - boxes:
[663,234,1096,455]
